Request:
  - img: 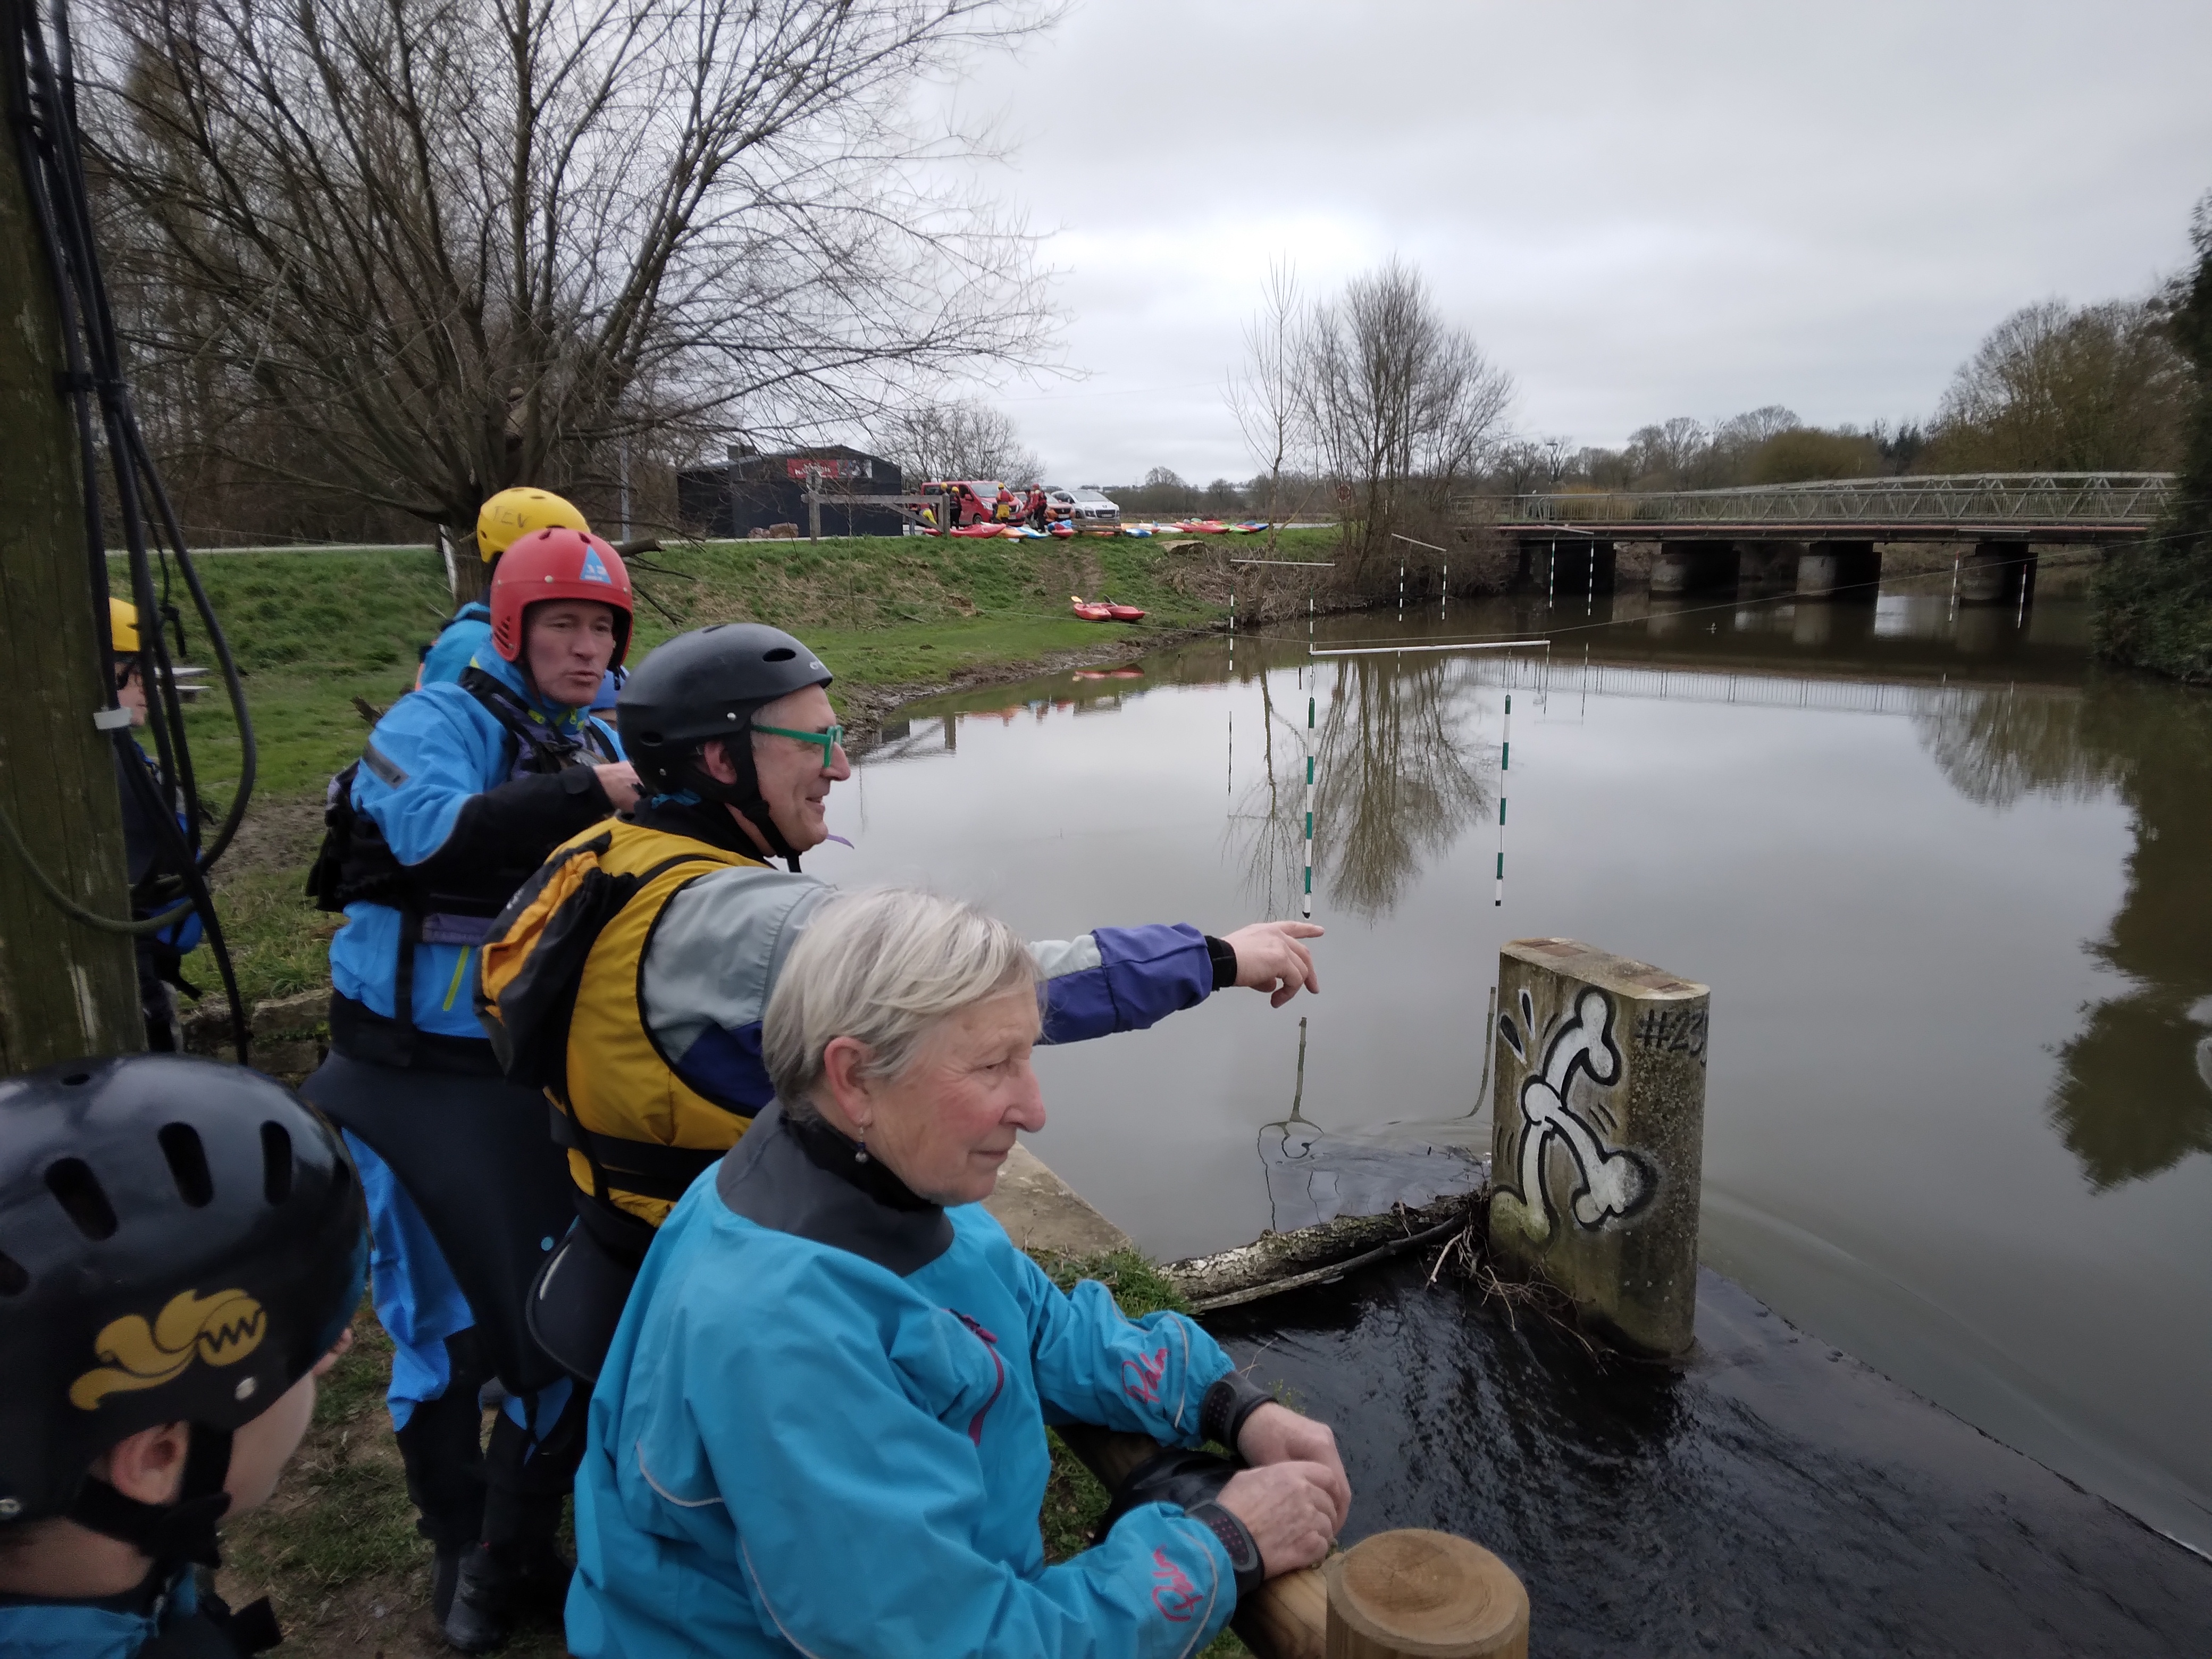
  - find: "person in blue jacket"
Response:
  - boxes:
[301,526,641,1652]
[417,488,593,689]
[567,888,1350,1658]
[0,1054,366,1659]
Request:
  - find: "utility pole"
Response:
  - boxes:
[0,4,143,1070]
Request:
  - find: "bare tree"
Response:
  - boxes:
[1624,416,1710,488]
[1225,257,1310,551]
[83,0,1058,582]
[1488,439,1545,496]
[1297,258,1513,573]
[1930,298,2185,472]
[870,397,1042,484]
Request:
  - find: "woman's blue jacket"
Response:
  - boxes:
[566,1105,1245,1658]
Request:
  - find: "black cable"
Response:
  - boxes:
[5,0,256,1055]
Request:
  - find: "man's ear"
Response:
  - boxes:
[699,738,740,786]
[97,1422,191,1506]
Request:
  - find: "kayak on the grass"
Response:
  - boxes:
[1070,595,1146,623]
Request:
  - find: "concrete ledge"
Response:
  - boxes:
[985,1143,1133,1258]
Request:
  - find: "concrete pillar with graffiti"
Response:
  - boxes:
[1487,937,1710,1356]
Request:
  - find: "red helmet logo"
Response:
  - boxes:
[489,527,635,669]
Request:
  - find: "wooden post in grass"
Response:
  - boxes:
[0,36,142,1070]
[1058,1428,1525,1659]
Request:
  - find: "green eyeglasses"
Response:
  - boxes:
[754,721,845,768]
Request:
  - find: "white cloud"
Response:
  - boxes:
[908,0,2212,482]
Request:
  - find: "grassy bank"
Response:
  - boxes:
[220,1252,1247,1657]
[173,528,1343,1006]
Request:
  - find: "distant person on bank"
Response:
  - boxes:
[565,889,1350,1658]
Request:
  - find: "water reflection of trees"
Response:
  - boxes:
[1228,655,1492,920]
[1916,678,2212,1188]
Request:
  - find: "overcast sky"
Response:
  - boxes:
[916,0,2212,487]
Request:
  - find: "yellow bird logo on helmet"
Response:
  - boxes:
[68,1287,268,1410]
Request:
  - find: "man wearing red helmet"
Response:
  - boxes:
[303,526,639,1650]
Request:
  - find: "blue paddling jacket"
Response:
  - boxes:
[0,1568,246,1659]
[326,646,622,1053]
[567,1104,1244,1658]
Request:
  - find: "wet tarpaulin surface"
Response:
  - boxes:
[1211,1260,2212,1658]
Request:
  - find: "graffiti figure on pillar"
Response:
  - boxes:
[1494,985,1652,1241]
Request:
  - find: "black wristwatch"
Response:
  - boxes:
[1204,934,1238,991]
[1187,1501,1264,1598]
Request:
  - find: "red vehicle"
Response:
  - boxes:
[919,480,1007,530]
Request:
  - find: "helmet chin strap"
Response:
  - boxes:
[680,725,804,871]
[69,1422,234,1582]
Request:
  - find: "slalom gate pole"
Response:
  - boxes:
[1302,683,1316,920]
[1494,692,1510,907]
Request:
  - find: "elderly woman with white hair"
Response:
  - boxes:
[565,888,1351,1657]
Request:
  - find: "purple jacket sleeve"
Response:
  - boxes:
[1034,923,1215,1045]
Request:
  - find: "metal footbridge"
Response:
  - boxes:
[1461,473,2172,543]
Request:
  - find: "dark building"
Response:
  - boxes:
[676,445,907,538]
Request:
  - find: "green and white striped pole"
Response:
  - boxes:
[1302,686,1316,919]
[1494,691,1511,907]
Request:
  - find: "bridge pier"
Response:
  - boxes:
[1532,539,1615,600]
[1958,540,2036,607]
[1796,539,1879,601]
[1650,540,1736,595]
[1737,541,1802,587]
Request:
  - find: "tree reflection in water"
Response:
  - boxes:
[1229,653,1493,921]
[1916,677,2212,1188]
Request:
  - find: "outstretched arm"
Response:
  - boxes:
[1034,921,1324,1044]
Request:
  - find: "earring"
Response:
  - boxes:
[854,1133,869,1166]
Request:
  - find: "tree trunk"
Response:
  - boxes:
[451,528,491,604]
[0,62,144,1070]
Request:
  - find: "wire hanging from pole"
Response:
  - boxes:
[5,0,257,1059]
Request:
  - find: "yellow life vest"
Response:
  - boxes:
[480,818,765,1227]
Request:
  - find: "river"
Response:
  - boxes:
[819,571,2212,1565]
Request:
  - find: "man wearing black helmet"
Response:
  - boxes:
[480,623,1324,1382]
[0,1054,367,1658]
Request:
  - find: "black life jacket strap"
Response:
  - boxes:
[67,1423,233,1582]
[390,907,420,1063]
[549,1102,726,1204]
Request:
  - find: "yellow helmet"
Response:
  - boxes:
[108,597,140,655]
[476,488,590,562]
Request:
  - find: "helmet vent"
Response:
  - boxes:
[261,1122,294,1204]
[763,647,797,662]
[0,1251,26,1296]
[158,1123,214,1208]
[45,1160,118,1241]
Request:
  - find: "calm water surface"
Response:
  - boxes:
[817,576,2212,1555]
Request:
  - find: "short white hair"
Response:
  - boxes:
[764,888,1036,1110]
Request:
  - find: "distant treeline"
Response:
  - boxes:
[1111,284,2189,522]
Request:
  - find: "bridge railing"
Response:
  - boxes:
[1457,473,2173,529]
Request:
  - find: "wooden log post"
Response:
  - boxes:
[1058,1430,1528,1659]
[1326,1530,1528,1659]
[0,34,142,1071]
[1488,937,1710,1355]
